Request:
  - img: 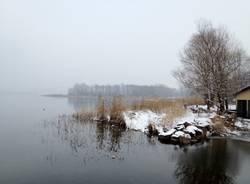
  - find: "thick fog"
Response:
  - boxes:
[0,0,249,94]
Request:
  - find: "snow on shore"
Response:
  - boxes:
[235,119,250,130]
[122,105,250,144]
[123,110,166,132]
[123,107,215,135]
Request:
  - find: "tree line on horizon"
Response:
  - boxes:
[68,84,186,98]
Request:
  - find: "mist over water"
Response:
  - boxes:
[1,0,250,94]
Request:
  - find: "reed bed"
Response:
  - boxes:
[73,96,204,127]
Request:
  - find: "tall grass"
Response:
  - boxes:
[96,96,108,121]
[181,96,205,106]
[109,96,126,126]
[74,96,204,127]
[131,97,205,113]
[131,98,190,127]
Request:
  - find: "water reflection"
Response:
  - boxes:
[95,123,125,153]
[174,139,241,184]
[43,115,139,162]
[67,97,98,111]
[42,115,250,184]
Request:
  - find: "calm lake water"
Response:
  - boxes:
[0,94,250,184]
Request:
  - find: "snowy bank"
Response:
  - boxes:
[123,110,166,132]
[124,108,215,134]
[123,107,217,145]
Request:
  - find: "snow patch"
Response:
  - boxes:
[123,111,165,132]
[124,107,215,134]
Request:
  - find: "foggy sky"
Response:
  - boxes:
[0,0,250,94]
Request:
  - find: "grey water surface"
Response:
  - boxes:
[0,94,249,184]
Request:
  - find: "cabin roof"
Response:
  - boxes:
[235,86,250,96]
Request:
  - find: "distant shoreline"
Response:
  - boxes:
[42,94,108,98]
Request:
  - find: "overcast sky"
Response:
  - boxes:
[0,0,249,94]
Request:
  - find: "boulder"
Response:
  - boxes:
[158,129,176,143]
[183,121,191,128]
[179,134,192,145]
[147,124,159,136]
[176,124,185,131]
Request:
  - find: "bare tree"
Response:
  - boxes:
[174,20,245,113]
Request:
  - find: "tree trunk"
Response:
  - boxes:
[217,93,225,114]
[225,98,228,111]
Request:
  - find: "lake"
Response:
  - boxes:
[0,94,249,184]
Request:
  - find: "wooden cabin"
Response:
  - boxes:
[235,86,250,118]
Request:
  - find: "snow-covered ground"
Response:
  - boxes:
[123,105,250,141]
[123,107,216,135]
[235,119,250,130]
[123,110,166,132]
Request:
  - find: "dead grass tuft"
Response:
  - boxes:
[131,98,187,127]
[96,96,108,121]
[162,102,186,127]
[181,96,205,106]
[131,98,176,113]
[211,115,226,133]
[109,96,126,126]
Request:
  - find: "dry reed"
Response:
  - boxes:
[109,96,126,126]
[96,96,108,121]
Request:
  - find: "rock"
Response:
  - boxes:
[147,124,159,136]
[184,125,202,136]
[158,135,171,143]
[163,127,168,132]
[176,124,185,131]
[172,131,185,138]
[179,134,191,145]
[158,129,175,143]
[158,121,212,145]
[162,128,176,136]
[183,122,191,128]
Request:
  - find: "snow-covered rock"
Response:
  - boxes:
[176,124,185,131]
[172,131,185,138]
[185,125,203,134]
[124,106,219,145]
[159,128,176,136]
[184,133,191,139]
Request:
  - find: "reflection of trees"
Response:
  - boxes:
[51,116,126,156]
[175,139,240,184]
[95,122,124,153]
[109,126,122,152]
[95,123,108,150]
